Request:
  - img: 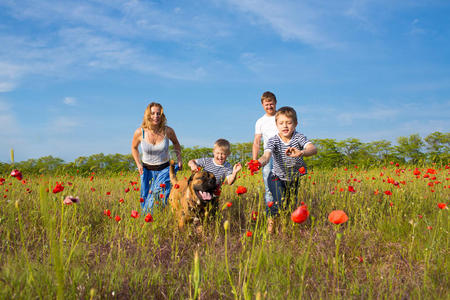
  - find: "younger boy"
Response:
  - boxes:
[257,106,317,232]
[252,91,278,206]
[188,139,242,186]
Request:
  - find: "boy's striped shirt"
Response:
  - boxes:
[195,157,233,185]
[265,131,311,181]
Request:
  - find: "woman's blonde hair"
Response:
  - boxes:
[141,102,167,132]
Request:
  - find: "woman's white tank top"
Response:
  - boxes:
[140,128,169,165]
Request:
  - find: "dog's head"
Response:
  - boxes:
[187,170,217,203]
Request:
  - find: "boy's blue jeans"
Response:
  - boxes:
[267,171,300,216]
[140,164,179,213]
[262,158,274,204]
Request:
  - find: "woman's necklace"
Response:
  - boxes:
[147,128,164,145]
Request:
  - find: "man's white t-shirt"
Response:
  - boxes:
[255,114,278,148]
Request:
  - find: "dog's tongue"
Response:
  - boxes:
[199,191,212,200]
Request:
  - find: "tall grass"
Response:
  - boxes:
[0,164,448,299]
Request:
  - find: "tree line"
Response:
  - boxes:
[1,132,448,175]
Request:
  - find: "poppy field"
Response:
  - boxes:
[0,163,448,299]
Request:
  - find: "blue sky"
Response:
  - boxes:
[0,0,449,163]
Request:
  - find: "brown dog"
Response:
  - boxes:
[168,161,219,230]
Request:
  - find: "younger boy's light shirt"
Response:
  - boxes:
[255,114,278,149]
[195,157,233,186]
[264,131,311,181]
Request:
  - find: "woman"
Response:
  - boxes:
[131,102,183,212]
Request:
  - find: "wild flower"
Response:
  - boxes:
[236,186,247,195]
[291,205,309,224]
[145,213,154,222]
[328,210,348,224]
[63,195,79,205]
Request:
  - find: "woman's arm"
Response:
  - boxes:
[167,126,183,169]
[131,128,143,175]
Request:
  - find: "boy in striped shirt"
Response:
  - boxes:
[188,139,242,187]
[257,107,317,232]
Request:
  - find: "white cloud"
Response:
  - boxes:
[225,0,339,48]
[0,1,222,91]
[336,107,399,126]
[63,97,77,105]
[0,62,24,92]
[48,116,81,134]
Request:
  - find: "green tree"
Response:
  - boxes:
[424,131,450,163]
[396,134,425,164]
[308,138,344,168]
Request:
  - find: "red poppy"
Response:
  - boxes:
[115,215,121,222]
[358,256,364,263]
[251,211,258,221]
[106,191,111,195]
[438,203,447,209]
[131,210,139,218]
[267,201,274,208]
[348,186,356,193]
[389,202,393,207]
[418,215,423,219]
[291,205,309,224]
[226,202,232,207]
[159,194,164,199]
[0,178,5,185]
[125,188,130,193]
[384,190,392,196]
[145,213,154,222]
[174,184,180,189]
[160,183,166,188]
[236,186,247,195]
[247,160,261,175]
[246,231,253,237]
[139,197,145,203]
[119,198,124,203]
[52,182,64,194]
[90,176,94,181]
[426,168,437,174]
[328,210,348,224]
[90,187,96,192]
[104,209,111,216]
[298,166,306,174]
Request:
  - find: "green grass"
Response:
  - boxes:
[0,165,448,299]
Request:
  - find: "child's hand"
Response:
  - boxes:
[233,162,242,173]
[285,147,302,157]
